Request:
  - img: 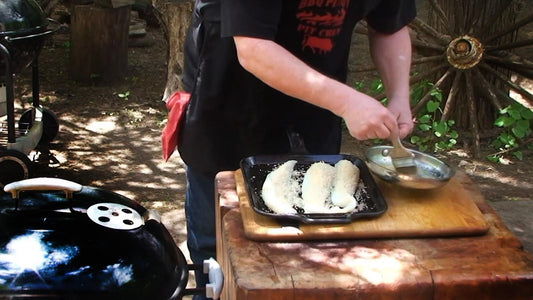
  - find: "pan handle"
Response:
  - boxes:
[3,177,83,199]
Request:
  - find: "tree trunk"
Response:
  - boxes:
[70,4,131,83]
[150,0,193,102]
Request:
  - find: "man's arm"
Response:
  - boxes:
[368,26,414,138]
[233,36,399,141]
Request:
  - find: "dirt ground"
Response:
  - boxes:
[11,13,533,257]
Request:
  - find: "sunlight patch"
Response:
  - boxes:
[85,118,117,134]
[298,245,419,285]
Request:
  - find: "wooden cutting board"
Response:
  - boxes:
[236,169,490,241]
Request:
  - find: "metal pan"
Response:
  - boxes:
[239,154,387,224]
[365,145,455,190]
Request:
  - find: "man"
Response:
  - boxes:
[178,1,415,298]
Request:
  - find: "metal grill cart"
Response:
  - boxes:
[0,0,59,187]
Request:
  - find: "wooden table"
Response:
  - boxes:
[215,170,533,300]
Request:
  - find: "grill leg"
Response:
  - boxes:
[32,58,39,108]
[0,42,16,144]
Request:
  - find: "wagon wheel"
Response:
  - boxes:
[355,0,533,156]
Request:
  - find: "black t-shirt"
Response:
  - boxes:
[179,0,416,174]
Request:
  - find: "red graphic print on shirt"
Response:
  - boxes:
[296,0,349,54]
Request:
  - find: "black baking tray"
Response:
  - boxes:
[239,154,388,224]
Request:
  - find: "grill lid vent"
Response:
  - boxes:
[87,202,144,230]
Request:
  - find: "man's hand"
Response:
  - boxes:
[337,94,398,141]
[388,97,414,139]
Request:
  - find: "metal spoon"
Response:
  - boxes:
[389,134,417,175]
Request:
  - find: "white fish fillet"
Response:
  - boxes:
[301,161,335,213]
[261,160,299,214]
[330,159,360,212]
[262,159,361,215]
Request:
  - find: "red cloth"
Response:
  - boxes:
[161,91,191,161]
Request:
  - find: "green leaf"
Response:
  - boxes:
[410,136,421,143]
[518,119,530,130]
[511,127,525,138]
[494,116,515,127]
[512,120,531,138]
[499,104,513,114]
[430,88,442,101]
[411,86,425,102]
[499,132,511,144]
[521,108,533,120]
[418,114,431,123]
[450,130,459,139]
[508,109,522,120]
[371,79,384,92]
[494,117,504,127]
[418,124,431,131]
[434,121,448,136]
[426,100,440,113]
[436,141,447,150]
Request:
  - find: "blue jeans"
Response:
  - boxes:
[185,166,217,300]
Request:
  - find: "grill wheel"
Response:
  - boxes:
[19,107,60,145]
[0,149,33,187]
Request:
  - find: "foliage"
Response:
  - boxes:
[488,103,533,163]
[359,78,459,153]
[353,78,533,163]
[118,91,130,100]
[409,80,458,153]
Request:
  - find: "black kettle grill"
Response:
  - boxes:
[0,0,60,187]
[0,0,50,75]
[1,178,223,299]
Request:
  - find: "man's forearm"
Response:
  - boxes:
[368,26,412,103]
[233,36,363,117]
[233,35,400,140]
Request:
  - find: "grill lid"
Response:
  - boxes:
[0,178,189,299]
[0,0,48,36]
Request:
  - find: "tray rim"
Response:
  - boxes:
[239,153,388,224]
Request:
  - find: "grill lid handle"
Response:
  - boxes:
[3,177,83,199]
